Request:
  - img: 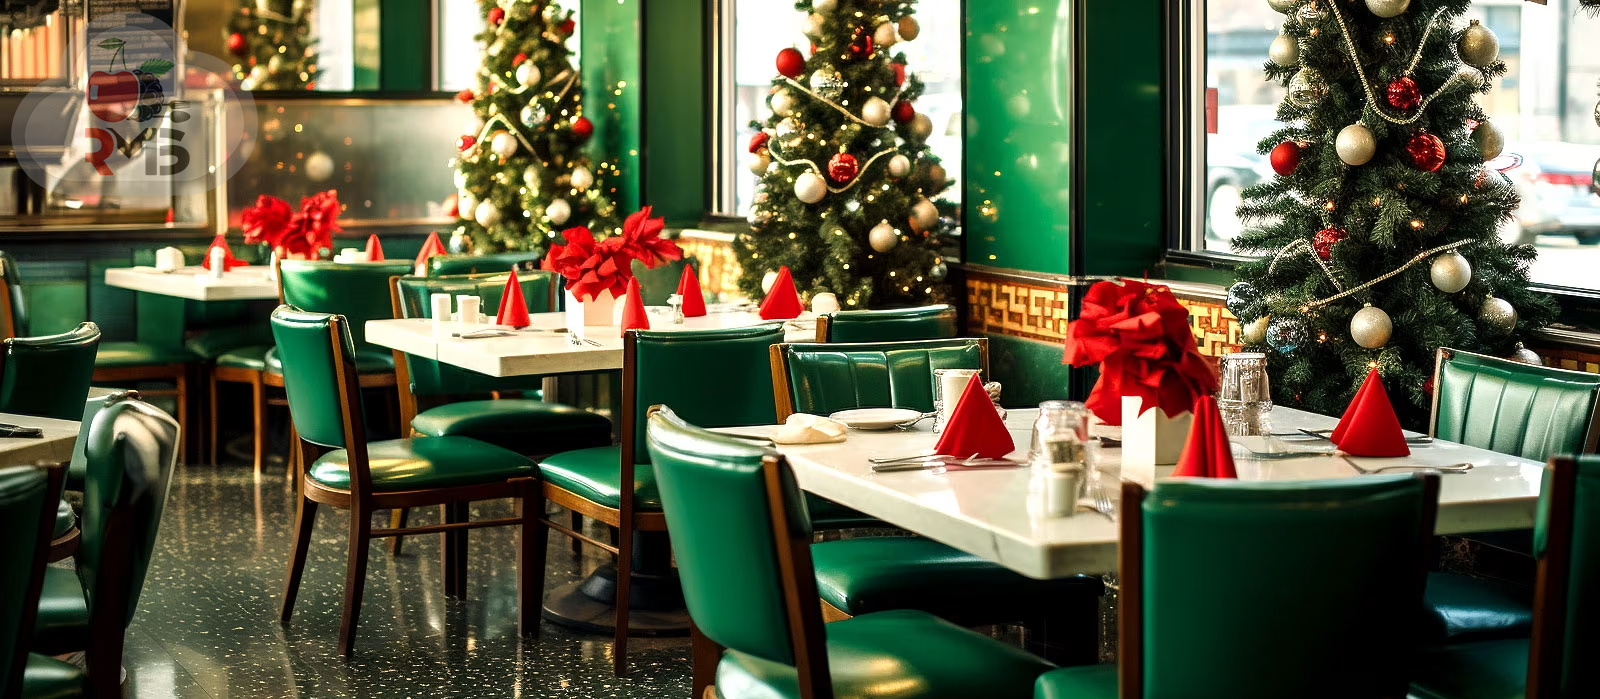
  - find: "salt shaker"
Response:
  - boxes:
[1044,464,1086,517]
[430,293,453,338]
[208,247,226,280]
[456,295,481,330]
[667,294,685,324]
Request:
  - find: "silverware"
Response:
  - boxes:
[1233,443,1335,460]
[868,452,977,466]
[566,332,601,347]
[1298,427,1432,445]
[454,329,514,339]
[870,456,1018,472]
[893,412,937,430]
[1341,456,1473,475]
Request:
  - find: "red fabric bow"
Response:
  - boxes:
[238,190,342,259]
[241,195,293,248]
[1064,279,1219,426]
[541,206,683,302]
[612,206,683,269]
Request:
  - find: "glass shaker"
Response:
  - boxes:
[1032,401,1091,516]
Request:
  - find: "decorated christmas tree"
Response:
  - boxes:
[449,0,622,254]
[225,0,318,90]
[1228,0,1556,426]
[734,0,951,309]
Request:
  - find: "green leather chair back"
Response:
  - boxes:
[79,395,178,630]
[1432,348,1600,462]
[775,338,986,418]
[1135,476,1435,699]
[1531,456,1600,696]
[630,257,698,306]
[394,272,552,396]
[278,260,413,356]
[0,322,101,421]
[645,406,804,665]
[270,305,359,448]
[0,466,49,699]
[0,251,28,338]
[819,305,958,343]
[627,324,786,466]
[427,252,542,277]
[69,390,136,489]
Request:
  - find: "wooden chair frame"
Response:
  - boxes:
[1526,455,1580,699]
[0,265,18,342]
[1428,347,1600,454]
[767,338,990,422]
[277,313,542,656]
[6,462,66,699]
[90,363,191,464]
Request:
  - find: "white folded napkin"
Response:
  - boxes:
[772,413,848,445]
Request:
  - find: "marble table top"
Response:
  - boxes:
[105,266,279,301]
[721,406,1543,580]
[0,413,81,468]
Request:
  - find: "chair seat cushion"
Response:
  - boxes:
[1035,664,1118,699]
[1408,638,1528,699]
[265,347,392,375]
[94,341,199,367]
[217,345,273,370]
[804,493,881,530]
[186,324,273,359]
[23,653,86,699]
[308,437,537,492]
[411,399,612,455]
[538,446,660,511]
[30,567,87,656]
[53,499,74,538]
[811,537,1103,626]
[1419,572,1533,645]
[714,609,1052,699]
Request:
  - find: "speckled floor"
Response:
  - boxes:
[121,462,691,698]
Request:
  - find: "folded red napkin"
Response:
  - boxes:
[758,266,803,320]
[933,373,1014,460]
[1335,368,1409,457]
[1330,370,1378,445]
[1172,396,1237,478]
[414,231,446,275]
[620,277,650,335]
[201,235,247,271]
[497,270,531,328]
[365,234,385,262]
[677,264,707,317]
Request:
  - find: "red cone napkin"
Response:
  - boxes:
[1172,396,1237,478]
[933,374,1015,459]
[414,231,446,275]
[200,235,247,270]
[758,266,804,320]
[676,264,707,317]
[365,234,385,262]
[496,270,531,328]
[1330,370,1379,445]
[1335,368,1410,457]
[620,277,650,335]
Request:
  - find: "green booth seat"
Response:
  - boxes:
[1036,475,1440,699]
[815,304,958,343]
[427,251,542,277]
[644,407,1054,699]
[537,445,658,510]
[1,323,101,421]
[184,321,273,360]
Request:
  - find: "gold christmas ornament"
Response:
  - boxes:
[1269,34,1301,67]
[1350,304,1393,349]
[1479,295,1517,334]
[874,22,898,48]
[909,197,938,232]
[1458,20,1500,68]
[749,152,772,175]
[795,171,828,204]
[869,221,900,252]
[887,153,911,177]
[861,97,892,127]
[1287,67,1327,108]
[1336,123,1376,166]
[897,16,920,41]
[1429,251,1472,293]
[1364,0,1409,19]
[1472,120,1504,161]
[1268,0,1297,12]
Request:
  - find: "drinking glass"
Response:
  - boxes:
[1217,352,1272,435]
[931,368,980,433]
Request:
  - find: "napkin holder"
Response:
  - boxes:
[1121,396,1191,482]
[565,288,618,338]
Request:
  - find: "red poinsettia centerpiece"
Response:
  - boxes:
[240,190,343,259]
[542,206,683,301]
[1064,279,1219,425]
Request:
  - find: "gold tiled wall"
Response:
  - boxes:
[1536,347,1600,374]
[676,231,741,300]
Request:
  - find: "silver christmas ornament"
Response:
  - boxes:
[546,198,571,225]
[909,197,939,232]
[1287,68,1327,108]
[776,118,799,140]
[795,171,828,204]
[887,154,912,177]
[1266,315,1309,354]
[1225,281,1265,322]
[810,69,844,100]
[519,103,547,128]
[474,200,501,227]
[515,62,540,88]
[1479,296,1518,334]
[1350,304,1393,349]
[1509,343,1542,366]
[1429,251,1472,293]
[448,229,472,254]
[929,262,948,280]
[1268,0,1297,12]
[1336,123,1376,166]
[1296,2,1327,23]
[1364,0,1409,19]
[861,97,892,127]
[1243,316,1271,344]
[868,222,899,252]
[1459,20,1500,68]
[1269,34,1301,67]
[1472,120,1504,161]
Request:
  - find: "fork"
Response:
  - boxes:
[1341,455,1473,474]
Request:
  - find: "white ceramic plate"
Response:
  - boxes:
[828,408,924,430]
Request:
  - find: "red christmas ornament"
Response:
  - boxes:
[1270,141,1302,176]
[827,153,859,184]
[444,193,459,218]
[487,7,504,24]
[776,48,806,78]
[892,101,916,124]
[571,116,594,141]
[847,26,874,60]
[1407,132,1446,172]
[810,43,819,55]
[1386,76,1422,111]
[559,18,576,34]
[226,32,247,56]
[891,63,906,87]
[456,134,477,152]
[512,53,528,66]
[1313,227,1347,260]
[455,88,474,103]
[748,132,771,154]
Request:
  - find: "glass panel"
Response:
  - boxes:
[225,0,355,91]
[1201,0,1283,254]
[439,0,580,93]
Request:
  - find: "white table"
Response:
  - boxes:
[722,406,1542,580]
[365,309,818,377]
[0,413,81,467]
[105,266,279,301]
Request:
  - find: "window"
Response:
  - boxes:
[718,0,963,217]
[437,0,582,92]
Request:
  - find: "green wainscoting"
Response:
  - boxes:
[580,0,643,216]
[986,333,1076,408]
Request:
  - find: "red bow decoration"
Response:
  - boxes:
[612,206,683,269]
[1064,279,1219,426]
[542,206,683,302]
[239,190,343,259]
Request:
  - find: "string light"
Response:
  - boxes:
[1410,219,1425,230]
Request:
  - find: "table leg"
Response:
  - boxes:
[541,530,689,635]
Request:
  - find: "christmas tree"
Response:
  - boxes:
[1228,0,1557,427]
[734,0,952,309]
[225,0,318,90]
[449,0,622,254]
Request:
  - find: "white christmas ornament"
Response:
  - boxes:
[909,197,938,232]
[1269,34,1300,67]
[803,13,825,39]
[887,154,911,177]
[861,97,892,127]
[547,198,571,225]
[772,91,796,117]
[1336,124,1376,166]
[874,22,898,48]
[515,62,541,88]
[811,292,840,314]
[1243,316,1270,344]
[1350,304,1393,349]
[795,171,828,204]
[869,222,899,252]
[491,131,518,159]
[474,200,501,227]
[750,152,772,175]
[762,270,779,294]
[570,165,593,191]
[908,113,933,140]
[305,151,334,182]
[458,193,477,219]
[776,118,799,140]
[1429,251,1472,293]
[454,170,468,190]
[813,0,837,13]
[1364,0,1409,18]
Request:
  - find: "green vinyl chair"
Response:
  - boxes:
[427,251,542,277]
[0,322,100,421]
[271,306,542,655]
[629,257,697,306]
[645,406,1055,699]
[1035,475,1439,699]
[1409,455,1600,699]
[29,395,178,698]
[813,304,958,343]
[0,463,84,699]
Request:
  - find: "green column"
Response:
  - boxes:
[581,0,643,215]
[376,0,428,90]
[639,0,708,226]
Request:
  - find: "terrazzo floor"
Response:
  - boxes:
[120,462,692,698]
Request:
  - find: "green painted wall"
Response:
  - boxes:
[378,0,430,91]
[354,0,383,90]
[581,0,643,215]
[640,0,708,225]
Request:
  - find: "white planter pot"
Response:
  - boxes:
[1120,396,1193,485]
[565,288,618,338]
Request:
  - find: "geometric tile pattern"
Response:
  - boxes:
[965,272,1072,342]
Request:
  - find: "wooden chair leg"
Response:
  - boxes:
[388,508,408,555]
[570,511,583,556]
[612,525,633,676]
[453,502,469,596]
[441,503,458,597]
[690,621,723,699]
[251,373,268,473]
[339,501,373,656]
[280,494,318,624]
[208,370,221,466]
[175,367,190,464]
[518,487,547,638]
